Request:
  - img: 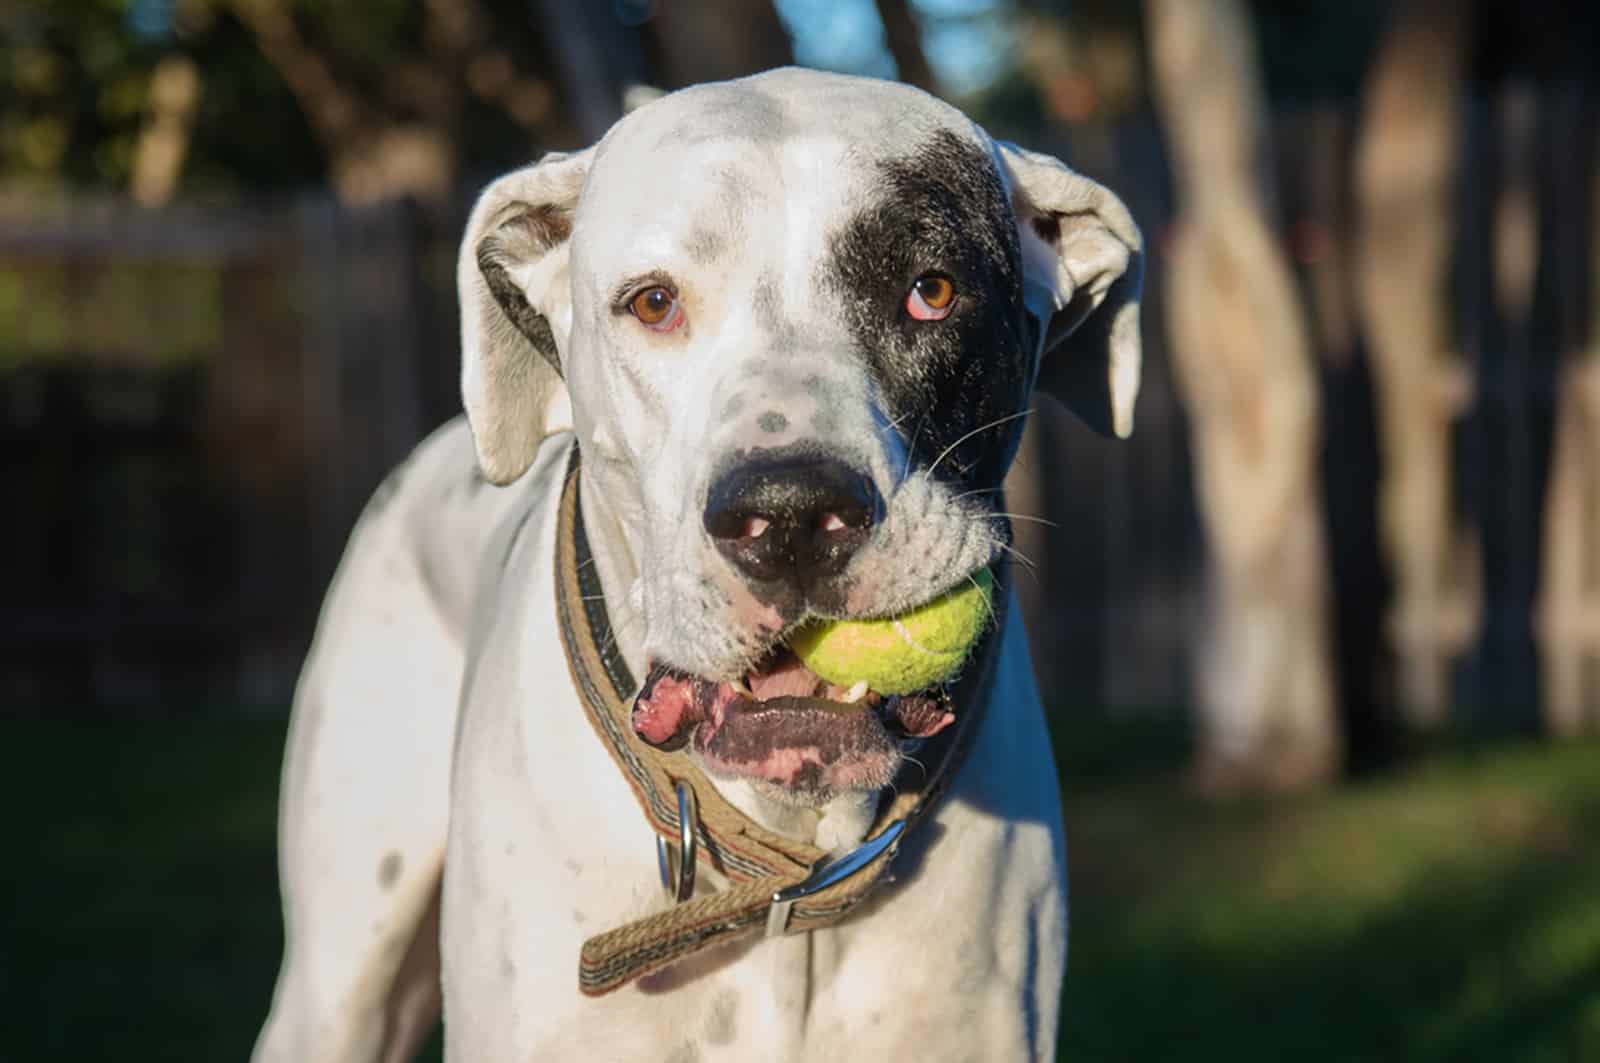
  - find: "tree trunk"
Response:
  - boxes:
[1537,89,1600,736]
[230,0,567,204]
[131,54,202,207]
[536,0,648,142]
[1352,0,1476,727]
[647,0,794,90]
[874,0,943,96]
[1146,0,1339,790]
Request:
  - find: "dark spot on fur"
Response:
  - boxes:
[715,166,757,213]
[1031,212,1061,244]
[758,411,788,433]
[378,851,403,890]
[753,275,783,333]
[704,990,739,1045]
[664,1043,700,1063]
[812,407,840,436]
[686,227,726,264]
[572,908,587,924]
[721,392,746,419]
[821,130,1030,490]
[769,322,802,355]
[687,87,788,145]
[753,356,800,382]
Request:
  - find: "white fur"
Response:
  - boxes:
[255,68,1142,1062]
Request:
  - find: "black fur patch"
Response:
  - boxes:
[477,202,572,375]
[821,130,1032,489]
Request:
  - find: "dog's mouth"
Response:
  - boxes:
[631,649,957,795]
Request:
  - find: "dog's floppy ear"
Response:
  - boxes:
[460,148,593,484]
[997,143,1143,438]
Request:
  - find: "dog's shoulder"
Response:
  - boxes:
[347,416,572,638]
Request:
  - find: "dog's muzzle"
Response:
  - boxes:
[554,446,1005,995]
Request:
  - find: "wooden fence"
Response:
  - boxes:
[2,92,1591,743]
[0,196,458,713]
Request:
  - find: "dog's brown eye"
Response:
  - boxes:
[630,286,682,330]
[906,275,955,321]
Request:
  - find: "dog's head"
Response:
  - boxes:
[460,69,1140,807]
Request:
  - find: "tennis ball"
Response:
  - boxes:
[790,568,994,695]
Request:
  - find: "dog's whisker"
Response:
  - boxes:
[901,409,931,481]
[927,408,1034,479]
[994,540,1039,573]
[994,546,1043,587]
[981,512,1060,529]
[967,572,1001,628]
[595,603,646,657]
[883,408,917,433]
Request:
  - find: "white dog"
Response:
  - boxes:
[254,67,1141,1062]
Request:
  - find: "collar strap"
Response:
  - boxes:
[554,446,1002,995]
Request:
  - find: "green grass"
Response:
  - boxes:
[1,720,285,1061]
[2,718,1597,1061]
[1059,738,1600,1062]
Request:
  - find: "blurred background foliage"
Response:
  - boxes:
[3,0,1600,1059]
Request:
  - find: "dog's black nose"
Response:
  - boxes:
[704,455,881,589]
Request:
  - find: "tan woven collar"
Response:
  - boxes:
[554,446,1002,995]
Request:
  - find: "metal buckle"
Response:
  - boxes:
[655,779,698,902]
[765,818,906,937]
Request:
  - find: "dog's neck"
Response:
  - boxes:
[574,460,878,855]
[574,463,647,682]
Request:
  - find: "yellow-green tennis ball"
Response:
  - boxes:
[790,568,994,695]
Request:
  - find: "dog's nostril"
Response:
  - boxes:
[818,507,872,534]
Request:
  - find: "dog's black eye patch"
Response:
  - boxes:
[821,130,1030,488]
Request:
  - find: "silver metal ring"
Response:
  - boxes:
[674,779,697,901]
[656,780,699,903]
[655,833,673,897]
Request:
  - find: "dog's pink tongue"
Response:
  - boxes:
[748,652,820,701]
